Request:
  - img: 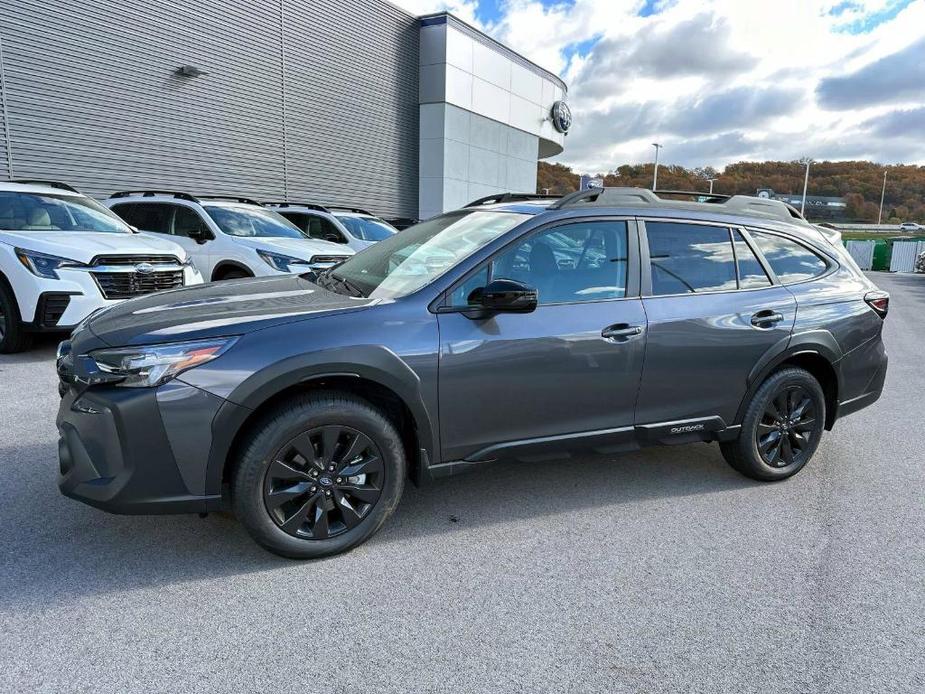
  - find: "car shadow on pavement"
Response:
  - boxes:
[0,439,756,608]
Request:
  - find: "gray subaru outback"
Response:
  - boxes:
[56,188,889,558]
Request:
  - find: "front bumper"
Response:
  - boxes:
[56,380,227,515]
[16,265,202,329]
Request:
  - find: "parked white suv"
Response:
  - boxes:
[0,180,202,353]
[105,192,354,281]
[265,202,397,252]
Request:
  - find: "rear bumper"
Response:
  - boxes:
[56,382,225,515]
[833,349,888,423]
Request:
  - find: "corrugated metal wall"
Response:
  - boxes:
[0,33,10,181]
[0,0,419,217]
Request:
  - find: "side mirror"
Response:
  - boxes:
[469,279,537,315]
[188,228,210,244]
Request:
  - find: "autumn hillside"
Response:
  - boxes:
[538,160,925,223]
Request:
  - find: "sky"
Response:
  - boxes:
[393,0,925,173]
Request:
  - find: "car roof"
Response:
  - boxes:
[0,181,84,197]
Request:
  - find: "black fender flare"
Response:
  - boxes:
[732,330,843,426]
[203,345,437,495]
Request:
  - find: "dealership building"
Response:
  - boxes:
[0,1,568,220]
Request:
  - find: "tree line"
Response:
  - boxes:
[537,160,925,223]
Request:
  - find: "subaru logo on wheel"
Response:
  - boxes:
[134,262,155,274]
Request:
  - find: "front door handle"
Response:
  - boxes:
[750,310,784,329]
[601,324,643,341]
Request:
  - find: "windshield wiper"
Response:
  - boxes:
[312,268,365,298]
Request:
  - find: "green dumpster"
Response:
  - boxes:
[872,240,890,271]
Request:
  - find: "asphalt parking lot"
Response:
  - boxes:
[1,272,922,693]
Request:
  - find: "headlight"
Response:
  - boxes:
[89,337,238,388]
[257,250,310,273]
[15,248,86,279]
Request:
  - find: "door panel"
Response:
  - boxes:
[437,300,648,461]
[637,288,796,425]
[636,221,796,425]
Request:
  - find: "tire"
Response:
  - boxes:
[721,367,826,482]
[232,391,406,559]
[0,280,33,354]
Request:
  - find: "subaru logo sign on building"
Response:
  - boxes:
[580,174,604,191]
[550,101,572,134]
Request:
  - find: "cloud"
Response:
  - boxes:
[817,36,925,109]
[392,0,925,171]
[862,106,925,136]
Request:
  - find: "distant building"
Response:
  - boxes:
[756,188,847,220]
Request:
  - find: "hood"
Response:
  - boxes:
[0,230,186,263]
[85,274,376,347]
[233,236,354,260]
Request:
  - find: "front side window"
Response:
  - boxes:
[0,192,131,233]
[204,205,306,239]
[329,210,530,299]
[490,221,628,305]
[646,222,737,296]
[173,206,210,238]
[750,231,829,284]
[111,203,171,234]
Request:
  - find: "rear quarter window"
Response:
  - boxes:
[749,231,829,284]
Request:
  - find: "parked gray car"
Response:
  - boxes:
[56,188,889,558]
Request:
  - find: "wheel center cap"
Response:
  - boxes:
[318,476,333,487]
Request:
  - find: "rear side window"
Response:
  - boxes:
[750,231,828,284]
[646,222,736,295]
[733,231,771,288]
[111,203,171,234]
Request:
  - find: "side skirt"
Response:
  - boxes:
[426,417,740,481]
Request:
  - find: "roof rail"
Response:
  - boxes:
[263,201,331,213]
[9,179,79,193]
[466,192,563,207]
[326,205,373,215]
[551,186,809,224]
[110,190,198,202]
[653,189,731,202]
[196,195,262,206]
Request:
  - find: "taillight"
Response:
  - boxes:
[864,291,890,318]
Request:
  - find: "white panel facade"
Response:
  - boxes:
[418,14,567,218]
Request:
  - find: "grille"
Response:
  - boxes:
[91,255,180,266]
[92,270,184,300]
[310,255,349,264]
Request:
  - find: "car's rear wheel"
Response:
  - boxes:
[0,281,32,354]
[721,367,825,481]
[232,391,406,558]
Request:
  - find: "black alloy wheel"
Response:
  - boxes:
[263,425,385,540]
[756,385,818,468]
[720,366,825,481]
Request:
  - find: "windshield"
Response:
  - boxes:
[0,192,131,233]
[334,214,397,242]
[204,205,308,239]
[326,210,529,299]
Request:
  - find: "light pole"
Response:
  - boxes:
[652,143,663,191]
[707,178,718,194]
[877,170,887,225]
[799,157,812,216]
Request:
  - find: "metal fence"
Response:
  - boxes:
[888,241,925,273]
[846,240,876,270]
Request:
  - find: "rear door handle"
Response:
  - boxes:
[602,324,643,341]
[750,310,784,329]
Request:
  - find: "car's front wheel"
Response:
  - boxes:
[721,367,826,481]
[232,391,406,558]
[0,281,32,354]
